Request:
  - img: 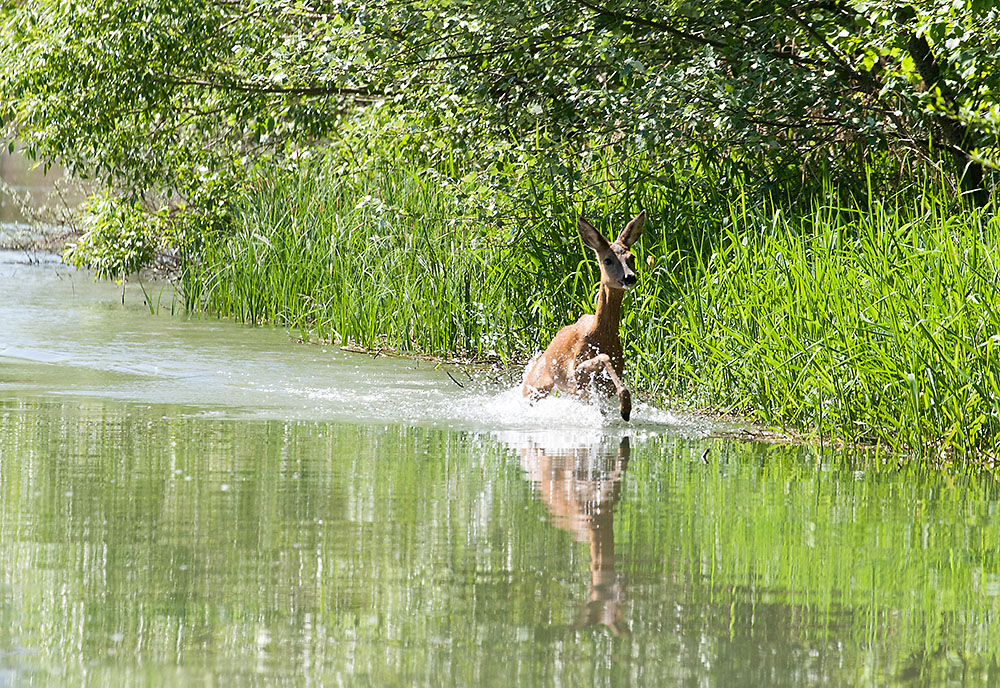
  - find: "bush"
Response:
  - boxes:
[63,195,165,281]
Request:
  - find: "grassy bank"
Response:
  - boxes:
[181,159,558,362]
[652,192,1000,460]
[180,154,1000,462]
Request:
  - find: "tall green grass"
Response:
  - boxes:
[182,158,567,361]
[181,152,1000,461]
[641,190,1000,460]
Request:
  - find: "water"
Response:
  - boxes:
[0,150,86,243]
[2,254,1000,686]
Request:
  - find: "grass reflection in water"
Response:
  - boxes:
[0,397,998,686]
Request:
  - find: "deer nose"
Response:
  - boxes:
[622,273,637,287]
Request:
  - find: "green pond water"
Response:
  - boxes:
[1,251,1000,686]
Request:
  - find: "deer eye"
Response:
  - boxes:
[603,258,613,266]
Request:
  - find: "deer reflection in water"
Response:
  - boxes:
[518,435,631,635]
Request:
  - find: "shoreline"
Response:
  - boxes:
[7,223,992,468]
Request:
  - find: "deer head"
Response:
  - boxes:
[577,211,646,291]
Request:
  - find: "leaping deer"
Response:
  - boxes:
[521,211,645,421]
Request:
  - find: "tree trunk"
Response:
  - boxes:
[904,29,989,206]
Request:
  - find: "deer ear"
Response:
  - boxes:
[616,211,645,247]
[578,217,609,252]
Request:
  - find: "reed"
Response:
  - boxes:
[639,185,1000,461]
[181,152,1000,460]
[182,157,544,361]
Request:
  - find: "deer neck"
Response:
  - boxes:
[593,283,624,342]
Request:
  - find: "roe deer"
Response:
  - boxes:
[521,211,645,421]
[518,435,631,635]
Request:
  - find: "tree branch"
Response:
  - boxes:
[901,24,987,203]
[159,73,380,99]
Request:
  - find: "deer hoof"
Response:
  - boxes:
[619,389,632,422]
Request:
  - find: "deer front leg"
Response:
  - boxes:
[573,354,632,422]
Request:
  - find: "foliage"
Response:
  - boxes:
[63,194,164,280]
[1,0,998,214]
[184,149,535,357]
[4,0,1000,456]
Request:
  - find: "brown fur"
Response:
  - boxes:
[522,211,645,420]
